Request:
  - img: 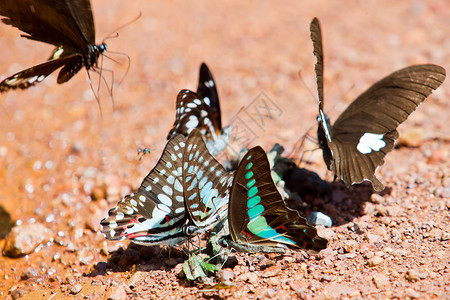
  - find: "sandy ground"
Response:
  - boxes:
[0,0,449,299]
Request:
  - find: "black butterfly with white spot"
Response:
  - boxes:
[101,129,232,246]
[218,146,328,253]
[0,0,106,92]
[167,63,230,156]
[310,17,446,192]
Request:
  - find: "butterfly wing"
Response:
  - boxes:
[330,65,445,191]
[310,18,334,169]
[167,89,221,139]
[101,134,188,246]
[310,18,324,110]
[197,62,222,131]
[0,0,93,49]
[182,129,233,232]
[229,146,328,253]
[64,0,96,44]
[0,54,82,92]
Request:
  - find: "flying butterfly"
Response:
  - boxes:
[310,17,446,192]
[167,63,230,156]
[219,146,328,253]
[0,0,107,92]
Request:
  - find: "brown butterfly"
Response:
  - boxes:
[311,17,446,192]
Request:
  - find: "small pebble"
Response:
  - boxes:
[10,288,27,300]
[367,256,383,267]
[70,284,82,295]
[3,223,51,257]
[405,287,420,299]
[128,271,143,289]
[217,269,235,282]
[307,212,332,227]
[261,265,281,278]
[373,273,390,288]
[364,233,382,243]
[21,267,39,280]
[238,272,259,284]
[370,194,385,204]
[405,269,420,282]
[107,284,127,300]
[320,275,333,282]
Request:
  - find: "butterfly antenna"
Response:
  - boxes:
[101,12,142,43]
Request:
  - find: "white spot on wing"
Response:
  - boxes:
[186,116,199,129]
[357,133,386,154]
[158,193,172,206]
[162,185,173,196]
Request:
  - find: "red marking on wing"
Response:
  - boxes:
[242,230,252,238]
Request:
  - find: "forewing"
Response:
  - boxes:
[100,134,188,246]
[330,64,446,191]
[310,17,324,109]
[229,146,328,253]
[183,129,233,231]
[0,0,90,50]
[167,89,220,139]
[197,63,222,130]
[64,0,96,43]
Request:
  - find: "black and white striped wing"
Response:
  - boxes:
[101,134,188,246]
[167,89,221,140]
[182,129,233,233]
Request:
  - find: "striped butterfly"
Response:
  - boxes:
[182,129,234,234]
[167,63,230,156]
[101,129,232,246]
[101,134,189,246]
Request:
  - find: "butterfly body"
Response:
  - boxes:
[0,0,106,92]
[310,18,446,191]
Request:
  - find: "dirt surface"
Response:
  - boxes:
[0,1,449,299]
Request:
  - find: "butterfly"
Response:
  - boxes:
[310,17,446,192]
[182,129,234,234]
[101,133,189,246]
[219,146,328,253]
[0,0,106,92]
[101,129,232,246]
[167,63,230,156]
